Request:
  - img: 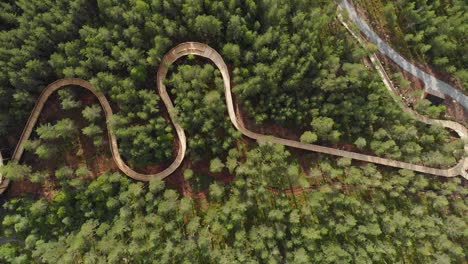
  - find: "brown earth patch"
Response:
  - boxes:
[445,99,468,124]
[191,159,234,184]
[5,88,118,198]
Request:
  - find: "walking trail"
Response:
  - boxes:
[0,7,467,195]
[338,0,468,109]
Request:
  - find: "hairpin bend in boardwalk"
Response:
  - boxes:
[0,42,466,195]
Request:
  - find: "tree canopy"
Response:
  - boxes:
[0,0,466,263]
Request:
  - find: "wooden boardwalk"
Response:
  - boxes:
[0,40,466,194]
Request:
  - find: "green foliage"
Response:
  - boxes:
[222,43,241,64]
[0,0,460,169]
[30,171,49,183]
[36,119,77,140]
[0,162,32,181]
[25,118,78,162]
[82,124,102,137]
[55,166,74,181]
[357,0,468,88]
[209,158,224,173]
[81,104,102,122]
[415,99,446,118]
[194,15,222,38]
[110,89,173,167]
[183,169,194,180]
[237,142,303,190]
[1,145,466,263]
[337,157,352,167]
[0,1,466,263]
[354,137,367,149]
[75,165,91,178]
[311,117,337,141]
[58,89,82,110]
[34,144,58,160]
[167,64,238,160]
[300,131,317,144]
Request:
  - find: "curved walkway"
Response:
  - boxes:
[338,0,468,109]
[0,41,466,194]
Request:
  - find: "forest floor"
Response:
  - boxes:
[4,89,116,199]
[177,156,235,199]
